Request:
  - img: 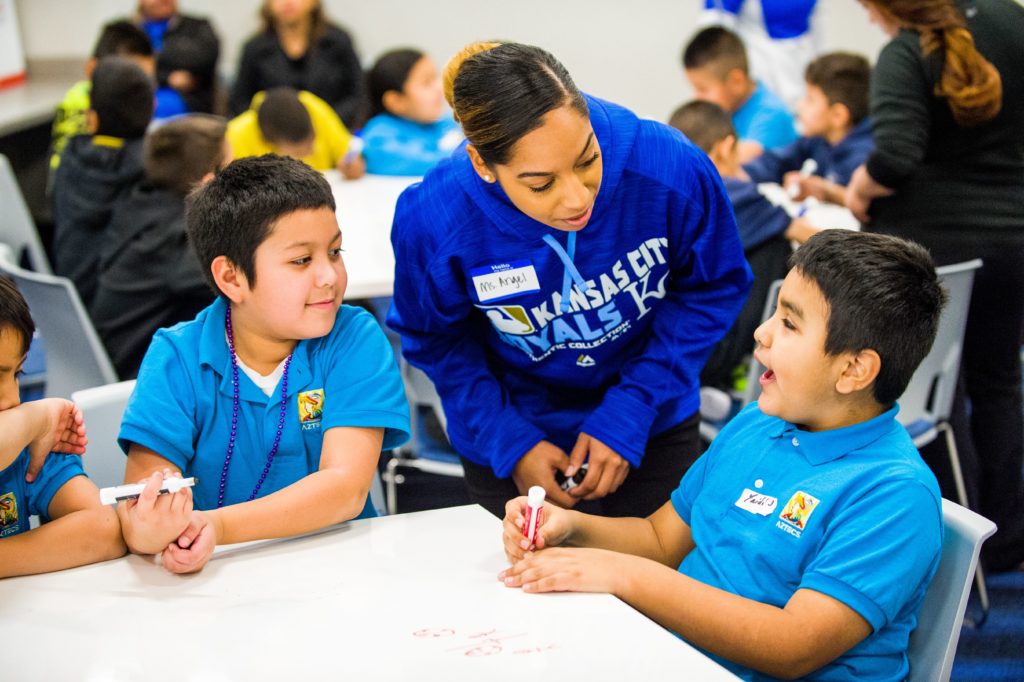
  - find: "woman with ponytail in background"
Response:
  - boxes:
[387,42,750,518]
[848,0,1024,572]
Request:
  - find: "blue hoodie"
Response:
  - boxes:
[387,95,751,477]
[743,117,874,187]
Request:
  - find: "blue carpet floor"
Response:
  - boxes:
[952,571,1024,681]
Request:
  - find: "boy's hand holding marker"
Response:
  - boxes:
[500,492,572,563]
[116,469,194,555]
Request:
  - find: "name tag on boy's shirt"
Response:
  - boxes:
[470,261,541,303]
[734,488,778,516]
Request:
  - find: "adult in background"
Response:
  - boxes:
[230,0,365,129]
[133,0,220,114]
[388,42,751,518]
[847,0,1024,572]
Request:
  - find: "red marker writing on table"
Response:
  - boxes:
[523,485,545,548]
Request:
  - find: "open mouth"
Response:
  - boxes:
[562,205,593,228]
[760,369,776,385]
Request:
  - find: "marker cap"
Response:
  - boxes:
[527,486,546,508]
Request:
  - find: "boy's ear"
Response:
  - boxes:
[828,102,853,131]
[710,134,737,165]
[210,255,250,304]
[834,349,882,396]
[725,67,750,91]
[465,144,495,183]
[381,90,405,117]
[85,110,99,135]
[84,57,98,79]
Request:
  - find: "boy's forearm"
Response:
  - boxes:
[568,512,674,565]
[209,468,370,545]
[0,506,126,578]
[616,558,837,679]
[0,402,48,467]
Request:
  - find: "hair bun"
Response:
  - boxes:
[443,41,501,117]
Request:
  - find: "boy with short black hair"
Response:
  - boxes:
[683,26,797,163]
[501,230,947,681]
[670,100,818,391]
[51,56,154,308]
[91,114,230,379]
[745,52,874,206]
[116,155,409,574]
[227,87,363,177]
[0,277,126,578]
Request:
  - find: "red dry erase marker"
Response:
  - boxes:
[523,486,545,547]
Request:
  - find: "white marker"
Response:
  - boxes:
[99,476,199,505]
[787,158,819,198]
[522,486,546,547]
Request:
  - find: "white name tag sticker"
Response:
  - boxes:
[470,260,541,303]
[734,488,778,516]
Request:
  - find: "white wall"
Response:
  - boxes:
[15,0,891,120]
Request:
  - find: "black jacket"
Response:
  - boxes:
[229,24,364,127]
[51,135,145,307]
[91,182,213,379]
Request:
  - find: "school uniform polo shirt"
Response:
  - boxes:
[119,297,410,515]
[732,81,799,152]
[0,449,85,538]
[671,403,942,681]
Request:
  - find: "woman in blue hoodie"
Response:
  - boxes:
[388,42,751,518]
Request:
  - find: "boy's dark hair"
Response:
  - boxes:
[682,26,748,79]
[90,56,154,138]
[186,155,336,295]
[145,115,228,195]
[0,276,35,355]
[805,52,871,125]
[92,20,153,59]
[790,230,947,406]
[257,88,314,145]
[367,48,425,119]
[668,100,736,154]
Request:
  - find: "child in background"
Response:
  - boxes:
[670,100,818,392]
[360,48,463,176]
[116,155,409,574]
[91,115,229,379]
[501,230,946,682]
[0,277,126,578]
[51,57,154,309]
[744,53,874,206]
[49,21,155,178]
[227,87,364,177]
[683,26,797,163]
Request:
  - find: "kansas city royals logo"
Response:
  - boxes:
[298,389,324,427]
[0,492,19,537]
[481,305,536,335]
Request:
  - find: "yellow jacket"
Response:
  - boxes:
[227,90,352,171]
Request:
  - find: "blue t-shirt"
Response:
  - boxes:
[0,449,85,538]
[361,113,463,176]
[733,82,799,151]
[672,403,942,681]
[119,298,410,515]
[141,18,170,52]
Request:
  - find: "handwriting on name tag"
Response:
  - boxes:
[734,488,777,516]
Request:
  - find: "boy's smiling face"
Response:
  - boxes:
[0,327,25,411]
[237,207,347,343]
[753,270,856,431]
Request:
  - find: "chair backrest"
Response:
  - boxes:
[401,359,447,434]
[0,153,52,274]
[898,260,982,431]
[740,277,784,408]
[70,380,135,489]
[0,255,117,397]
[907,499,997,682]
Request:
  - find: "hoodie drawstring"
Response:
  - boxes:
[542,232,591,313]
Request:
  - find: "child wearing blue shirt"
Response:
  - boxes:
[0,277,125,578]
[683,26,798,163]
[116,155,410,574]
[744,53,874,207]
[360,48,463,176]
[501,230,947,681]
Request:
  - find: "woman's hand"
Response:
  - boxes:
[566,432,629,501]
[501,495,575,563]
[845,165,894,223]
[511,440,577,508]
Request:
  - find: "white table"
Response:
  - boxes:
[756,182,861,231]
[0,72,78,137]
[0,505,738,681]
[325,171,418,300]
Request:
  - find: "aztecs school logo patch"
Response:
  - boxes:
[779,491,820,531]
[0,492,19,537]
[298,389,325,424]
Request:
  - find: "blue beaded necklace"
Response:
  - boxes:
[218,306,293,508]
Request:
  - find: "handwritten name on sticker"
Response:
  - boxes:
[471,261,541,303]
[734,488,778,516]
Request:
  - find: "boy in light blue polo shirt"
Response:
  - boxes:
[683,26,797,163]
[499,230,946,681]
[0,277,126,578]
[117,155,410,574]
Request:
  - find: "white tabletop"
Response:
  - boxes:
[325,170,418,300]
[1,504,737,681]
[0,73,78,137]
